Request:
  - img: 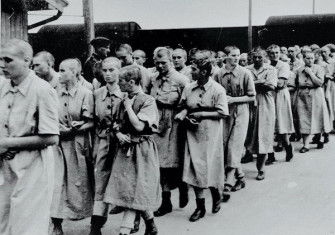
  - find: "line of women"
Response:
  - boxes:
[45,42,334,235]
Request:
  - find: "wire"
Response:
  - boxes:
[28,13,83,17]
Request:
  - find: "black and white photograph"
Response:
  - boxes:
[1,0,335,234]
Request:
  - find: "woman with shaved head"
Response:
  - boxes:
[50,58,94,234]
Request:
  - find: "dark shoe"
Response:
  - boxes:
[231,179,246,192]
[317,142,324,149]
[265,152,276,165]
[274,145,283,152]
[109,206,125,214]
[256,171,265,181]
[189,198,206,222]
[89,228,102,235]
[223,184,232,192]
[154,192,172,217]
[51,218,63,235]
[179,183,189,208]
[209,187,221,213]
[89,215,107,235]
[130,212,140,234]
[324,134,329,143]
[285,144,294,162]
[221,193,231,203]
[241,152,253,164]
[299,147,309,153]
[144,218,158,235]
[289,134,296,142]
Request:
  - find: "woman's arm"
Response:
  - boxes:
[0,134,59,152]
[229,95,255,104]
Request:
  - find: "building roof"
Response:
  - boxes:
[266,14,335,26]
[26,0,69,11]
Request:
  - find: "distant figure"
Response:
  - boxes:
[133,49,147,67]
[83,37,110,83]
[115,44,151,93]
[32,51,60,90]
[172,48,192,80]
[280,46,288,55]
[239,53,248,67]
[216,51,226,68]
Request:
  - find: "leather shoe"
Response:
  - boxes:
[189,199,206,222]
[231,179,246,191]
[209,187,221,213]
[223,184,232,192]
[274,145,283,152]
[221,193,230,203]
[241,153,253,164]
[256,171,265,181]
[265,153,276,165]
[144,218,158,235]
[317,142,324,149]
[299,147,309,153]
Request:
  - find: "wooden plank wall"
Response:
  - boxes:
[1,2,28,45]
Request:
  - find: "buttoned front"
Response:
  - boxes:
[92,85,123,215]
[51,83,94,220]
[149,69,189,169]
[180,79,228,188]
[214,65,255,169]
[0,71,59,235]
[295,65,331,134]
[247,64,277,154]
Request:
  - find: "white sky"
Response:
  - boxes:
[28,0,335,31]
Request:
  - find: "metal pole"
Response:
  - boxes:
[248,0,252,51]
[312,0,316,14]
[83,0,95,56]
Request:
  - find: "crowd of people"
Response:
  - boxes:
[0,37,334,235]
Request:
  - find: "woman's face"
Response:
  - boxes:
[59,62,76,84]
[102,61,119,84]
[304,53,315,67]
[226,49,240,66]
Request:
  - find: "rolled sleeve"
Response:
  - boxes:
[245,70,256,96]
[38,86,60,135]
[215,87,229,116]
[82,90,94,119]
[137,96,159,132]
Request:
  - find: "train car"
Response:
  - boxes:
[260,14,335,47]
[29,13,335,67]
[29,22,140,65]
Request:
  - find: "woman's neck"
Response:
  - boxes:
[65,79,77,90]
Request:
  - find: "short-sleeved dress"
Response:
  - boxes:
[93,85,124,214]
[149,69,189,187]
[51,83,94,219]
[273,60,295,134]
[214,65,256,168]
[296,65,331,134]
[104,92,161,211]
[0,71,59,235]
[180,79,229,188]
[324,60,335,122]
[247,64,277,154]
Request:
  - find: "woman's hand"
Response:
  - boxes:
[175,109,188,121]
[116,132,131,145]
[189,112,203,120]
[0,139,8,155]
[71,121,85,129]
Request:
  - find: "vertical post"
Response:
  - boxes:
[312,0,316,14]
[83,0,94,56]
[0,0,2,45]
[248,0,252,52]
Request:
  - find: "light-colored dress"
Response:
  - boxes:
[104,92,161,211]
[273,60,295,134]
[0,72,59,235]
[296,65,331,134]
[318,61,334,123]
[324,60,335,122]
[52,83,94,219]
[247,64,277,154]
[214,65,256,169]
[177,66,192,81]
[92,85,124,215]
[180,79,229,188]
[149,69,189,168]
